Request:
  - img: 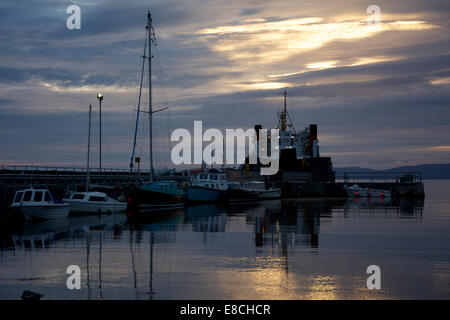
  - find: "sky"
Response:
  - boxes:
[0,0,449,170]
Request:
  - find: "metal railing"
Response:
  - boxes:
[0,164,144,176]
[335,171,422,183]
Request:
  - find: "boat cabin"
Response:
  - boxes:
[68,192,110,202]
[12,188,55,205]
[242,181,266,191]
[190,169,227,190]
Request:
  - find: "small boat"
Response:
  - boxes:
[11,188,70,220]
[241,181,281,200]
[63,103,126,214]
[64,191,127,214]
[185,169,228,203]
[344,184,391,198]
[227,182,259,202]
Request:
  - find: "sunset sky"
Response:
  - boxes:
[1,0,449,170]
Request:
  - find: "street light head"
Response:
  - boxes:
[97,93,103,101]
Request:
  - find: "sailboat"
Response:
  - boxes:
[128,10,184,209]
[64,104,127,214]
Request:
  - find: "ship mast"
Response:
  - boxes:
[279,89,295,133]
[130,10,167,180]
[147,10,154,181]
[130,28,148,173]
[281,90,287,132]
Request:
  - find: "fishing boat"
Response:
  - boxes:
[135,180,184,209]
[127,10,184,210]
[11,188,70,220]
[185,169,228,203]
[241,181,281,200]
[344,184,391,198]
[63,104,126,214]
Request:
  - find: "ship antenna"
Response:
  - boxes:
[282,89,296,133]
[280,90,287,132]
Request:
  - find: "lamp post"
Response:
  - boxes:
[97,93,103,172]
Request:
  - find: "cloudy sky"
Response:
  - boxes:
[0,0,449,170]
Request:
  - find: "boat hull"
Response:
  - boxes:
[136,188,184,208]
[258,189,281,200]
[185,186,227,203]
[18,204,70,220]
[227,188,259,202]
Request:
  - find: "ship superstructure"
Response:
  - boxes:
[240,90,334,183]
[277,91,319,159]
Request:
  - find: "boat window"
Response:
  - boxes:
[211,174,218,180]
[33,191,43,202]
[205,184,209,187]
[23,191,32,202]
[89,196,107,202]
[200,174,207,180]
[72,194,85,200]
[44,192,52,202]
[14,192,23,203]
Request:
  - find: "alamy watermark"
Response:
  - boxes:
[366,265,381,289]
[367,5,381,27]
[171,121,280,175]
[66,5,81,30]
[66,265,81,290]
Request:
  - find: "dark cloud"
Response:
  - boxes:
[1,0,450,169]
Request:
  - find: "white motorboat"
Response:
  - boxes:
[344,184,391,198]
[64,102,126,214]
[11,188,70,220]
[64,191,127,214]
[241,181,281,200]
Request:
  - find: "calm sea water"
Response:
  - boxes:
[0,180,449,300]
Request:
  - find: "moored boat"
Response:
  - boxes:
[344,184,391,198]
[11,188,70,220]
[227,182,259,202]
[64,191,127,214]
[135,180,184,209]
[127,10,185,211]
[185,169,228,203]
[241,181,281,200]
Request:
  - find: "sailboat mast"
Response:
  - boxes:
[86,104,92,192]
[130,32,148,172]
[147,10,154,181]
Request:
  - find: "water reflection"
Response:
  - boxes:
[342,197,424,219]
[0,191,446,300]
[184,204,227,233]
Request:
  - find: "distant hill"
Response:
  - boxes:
[334,163,450,179]
[334,166,376,173]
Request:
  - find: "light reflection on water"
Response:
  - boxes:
[0,180,449,300]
